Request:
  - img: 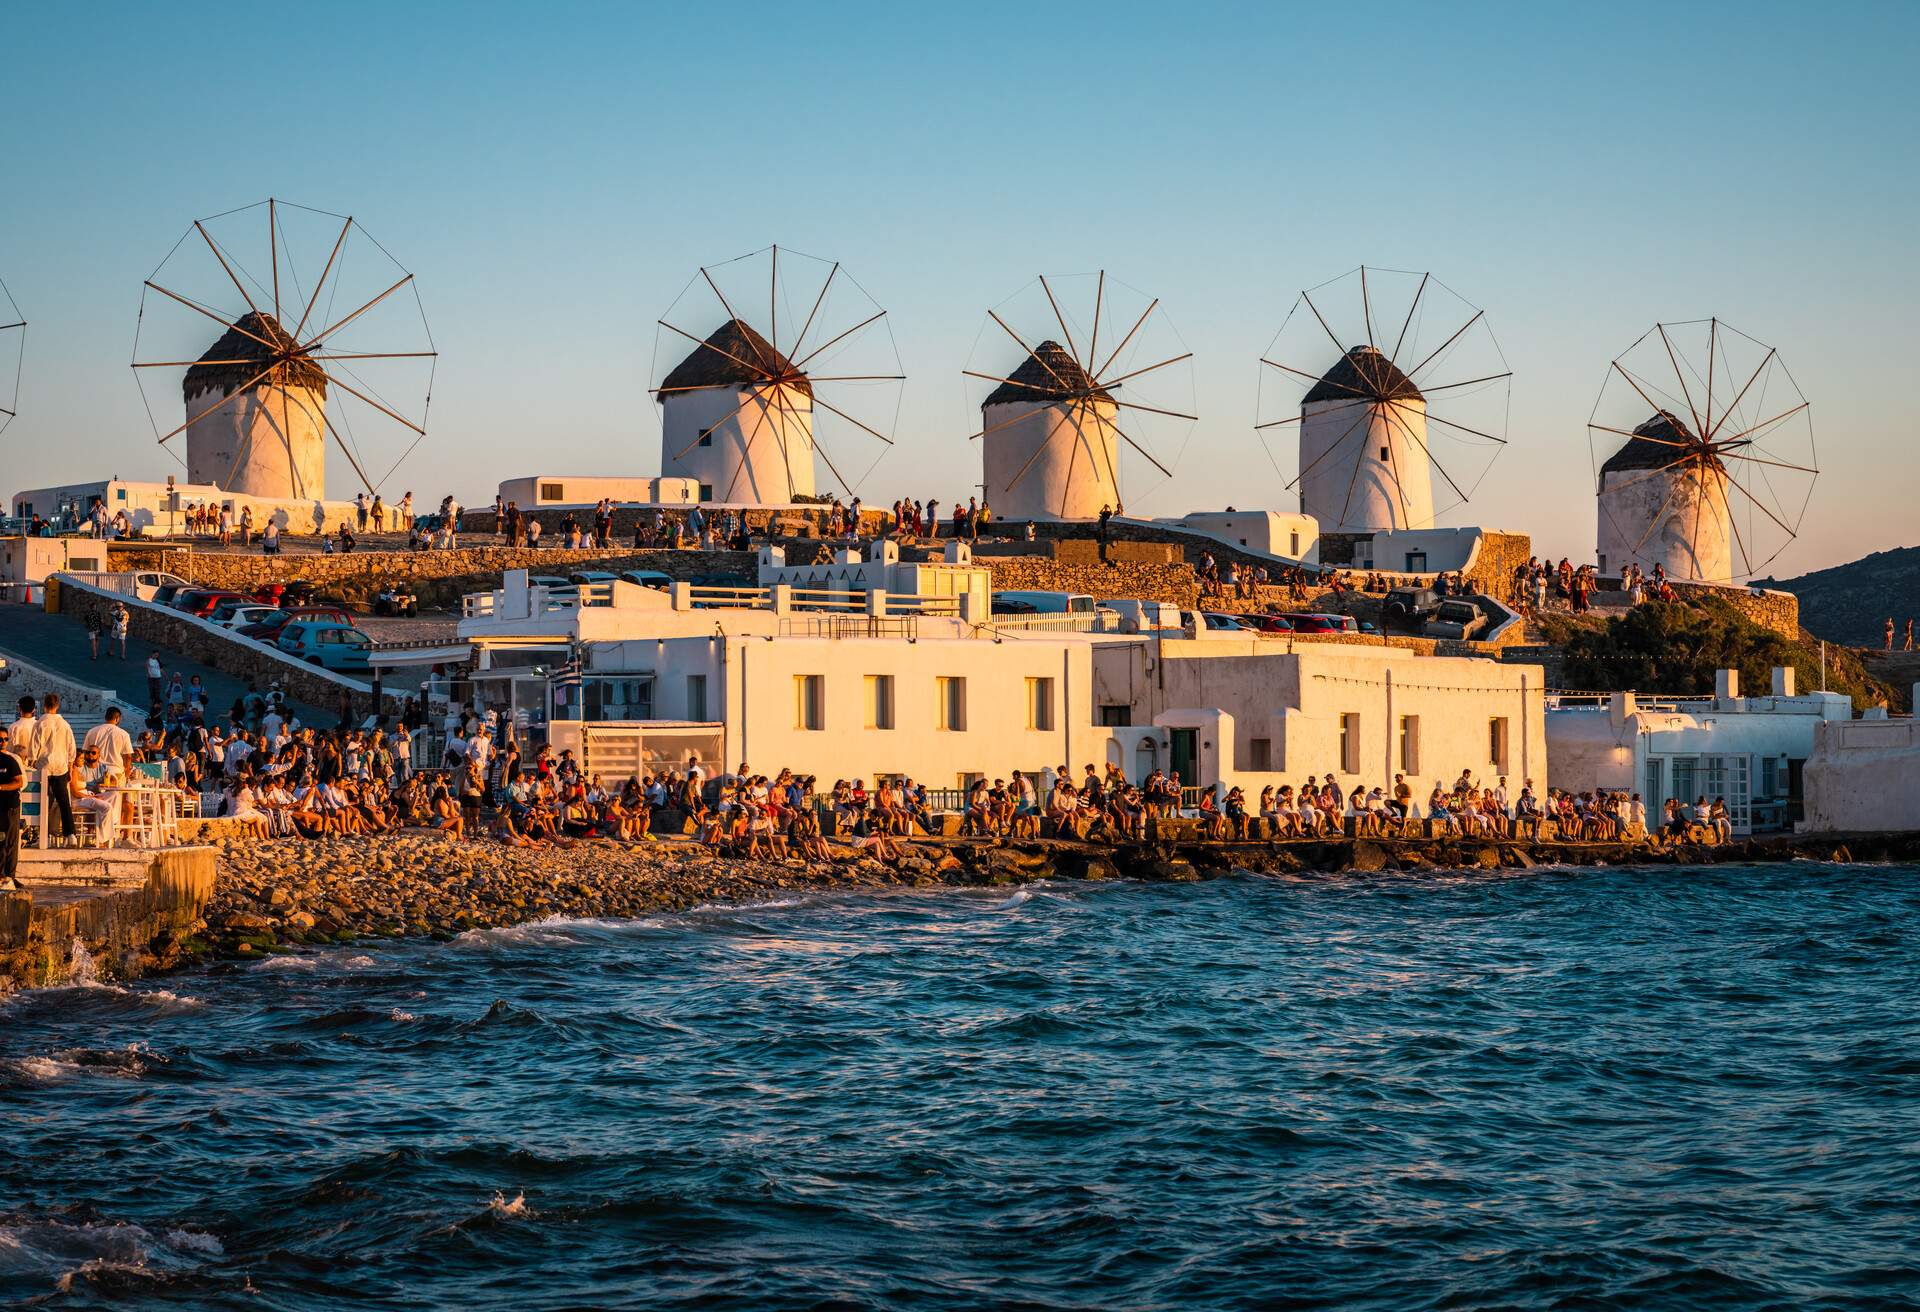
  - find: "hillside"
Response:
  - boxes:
[1540,594,1905,712]
[1757,544,1920,647]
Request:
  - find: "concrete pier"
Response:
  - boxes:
[2,847,218,988]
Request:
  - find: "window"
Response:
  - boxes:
[1098,704,1131,727]
[1339,713,1360,775]
[1248,737,1272,771]
[864,674,894,730]
[1598,553,1608,575]
[936,676,966,731]
[697,428,713,448]
[1399,715,1420,774]
[1489,717,1510,772]
[686,674,708,721]
[1406,551,1427,572]
[1379,446,1390,462]
[698,484,713,501]
[1026,677,1054,731]
[795,675,824,731]
[1289,531,1300,556]
[1760,755,1780,800]
[1672,757,1697,804]
[538,482,564,502]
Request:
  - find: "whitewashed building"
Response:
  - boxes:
[1801,695,1920,835]
[494,476,700,511]
[10,476,359,537]
[1090,637,1547,797]
[1545,667,1847,834]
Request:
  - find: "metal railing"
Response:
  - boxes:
[779,615,923,639]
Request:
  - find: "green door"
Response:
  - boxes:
[1170,728,1198,787]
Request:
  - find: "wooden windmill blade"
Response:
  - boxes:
[129,198,438,504]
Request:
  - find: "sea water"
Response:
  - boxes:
[3,864,1917,1310]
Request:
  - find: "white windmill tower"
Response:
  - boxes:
[1257,267,1510,552]
[651,246,903,506]
[964,272,1194,522]
[1588,319,1816,582]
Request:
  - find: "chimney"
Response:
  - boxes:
[1608,691,1637,731]
[1771,666,1795,698]
[1714,668,1739,700]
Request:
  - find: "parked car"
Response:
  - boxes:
[618,569,674,591]
[276,620,374,671]
[373,581,418,617]
[1424,600,1488,640]
[1245,613,1295,634]
[149,581,190,608]
[238,606,355,642]
[208,597,267,625]
[217,604,282,631]
[1281,612,1359,634]
[1200,612,1250,631]
[175,589,251,618]
[123,570,189,603]
[1381,586,1442,629]
[567,571,620,586]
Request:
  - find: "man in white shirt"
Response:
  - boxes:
[467,726,493,783]
[82,706,135,780]
[8,696,36,754]
[30,692,78,841]
[224,734,254,776]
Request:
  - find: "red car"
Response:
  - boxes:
[1246,614,1295,634]
[174,589,251,618]
[1281,612,1360,634]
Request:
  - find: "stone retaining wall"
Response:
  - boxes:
[1,846,217,985]
[53,580,370,717]
[977,557,1200,606]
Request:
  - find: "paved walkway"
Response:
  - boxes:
[0,605,330,726]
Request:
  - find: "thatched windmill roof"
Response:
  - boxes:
[984,340,1110,407]
[183,311,327,400]
[659,319,810,399]
[1304,345,1422,405]
[1602,410,1719,476]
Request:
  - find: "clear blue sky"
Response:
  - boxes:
[3,0,1915,573]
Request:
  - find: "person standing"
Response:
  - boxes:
[262,519,280,555]
[0,729,22,889]
[8,697,35,756]
[30,692,77,844]
[111,603,130,659]
[356,491,370,531]
[1887,617,1897,651]
[85,613,102,661]
[146,653,164,707]
[399,490,414,531]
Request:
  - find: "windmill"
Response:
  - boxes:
[1588,318,1815,582]
[131,198,437,501]
[0,271,22,440]
[1256,267,1510,538]
[962,272,1195,521]
[649,245,903,505]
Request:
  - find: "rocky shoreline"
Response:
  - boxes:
[182,828,1920,968]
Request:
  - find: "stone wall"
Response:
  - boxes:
[2,846,217,986]
[978,557,1200,606]
[53,580,372,717]
[1678,581,1800,640]
[115,544,758,611]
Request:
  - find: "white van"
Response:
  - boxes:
[1099,598,1185,633]
[991,590,1097,615]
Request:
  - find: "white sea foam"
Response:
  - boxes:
[992,888,1032,910]
[0,1216,221,1282]
[253,954,318,971]
[341,955,379,968]
[389,1008,417,1022]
